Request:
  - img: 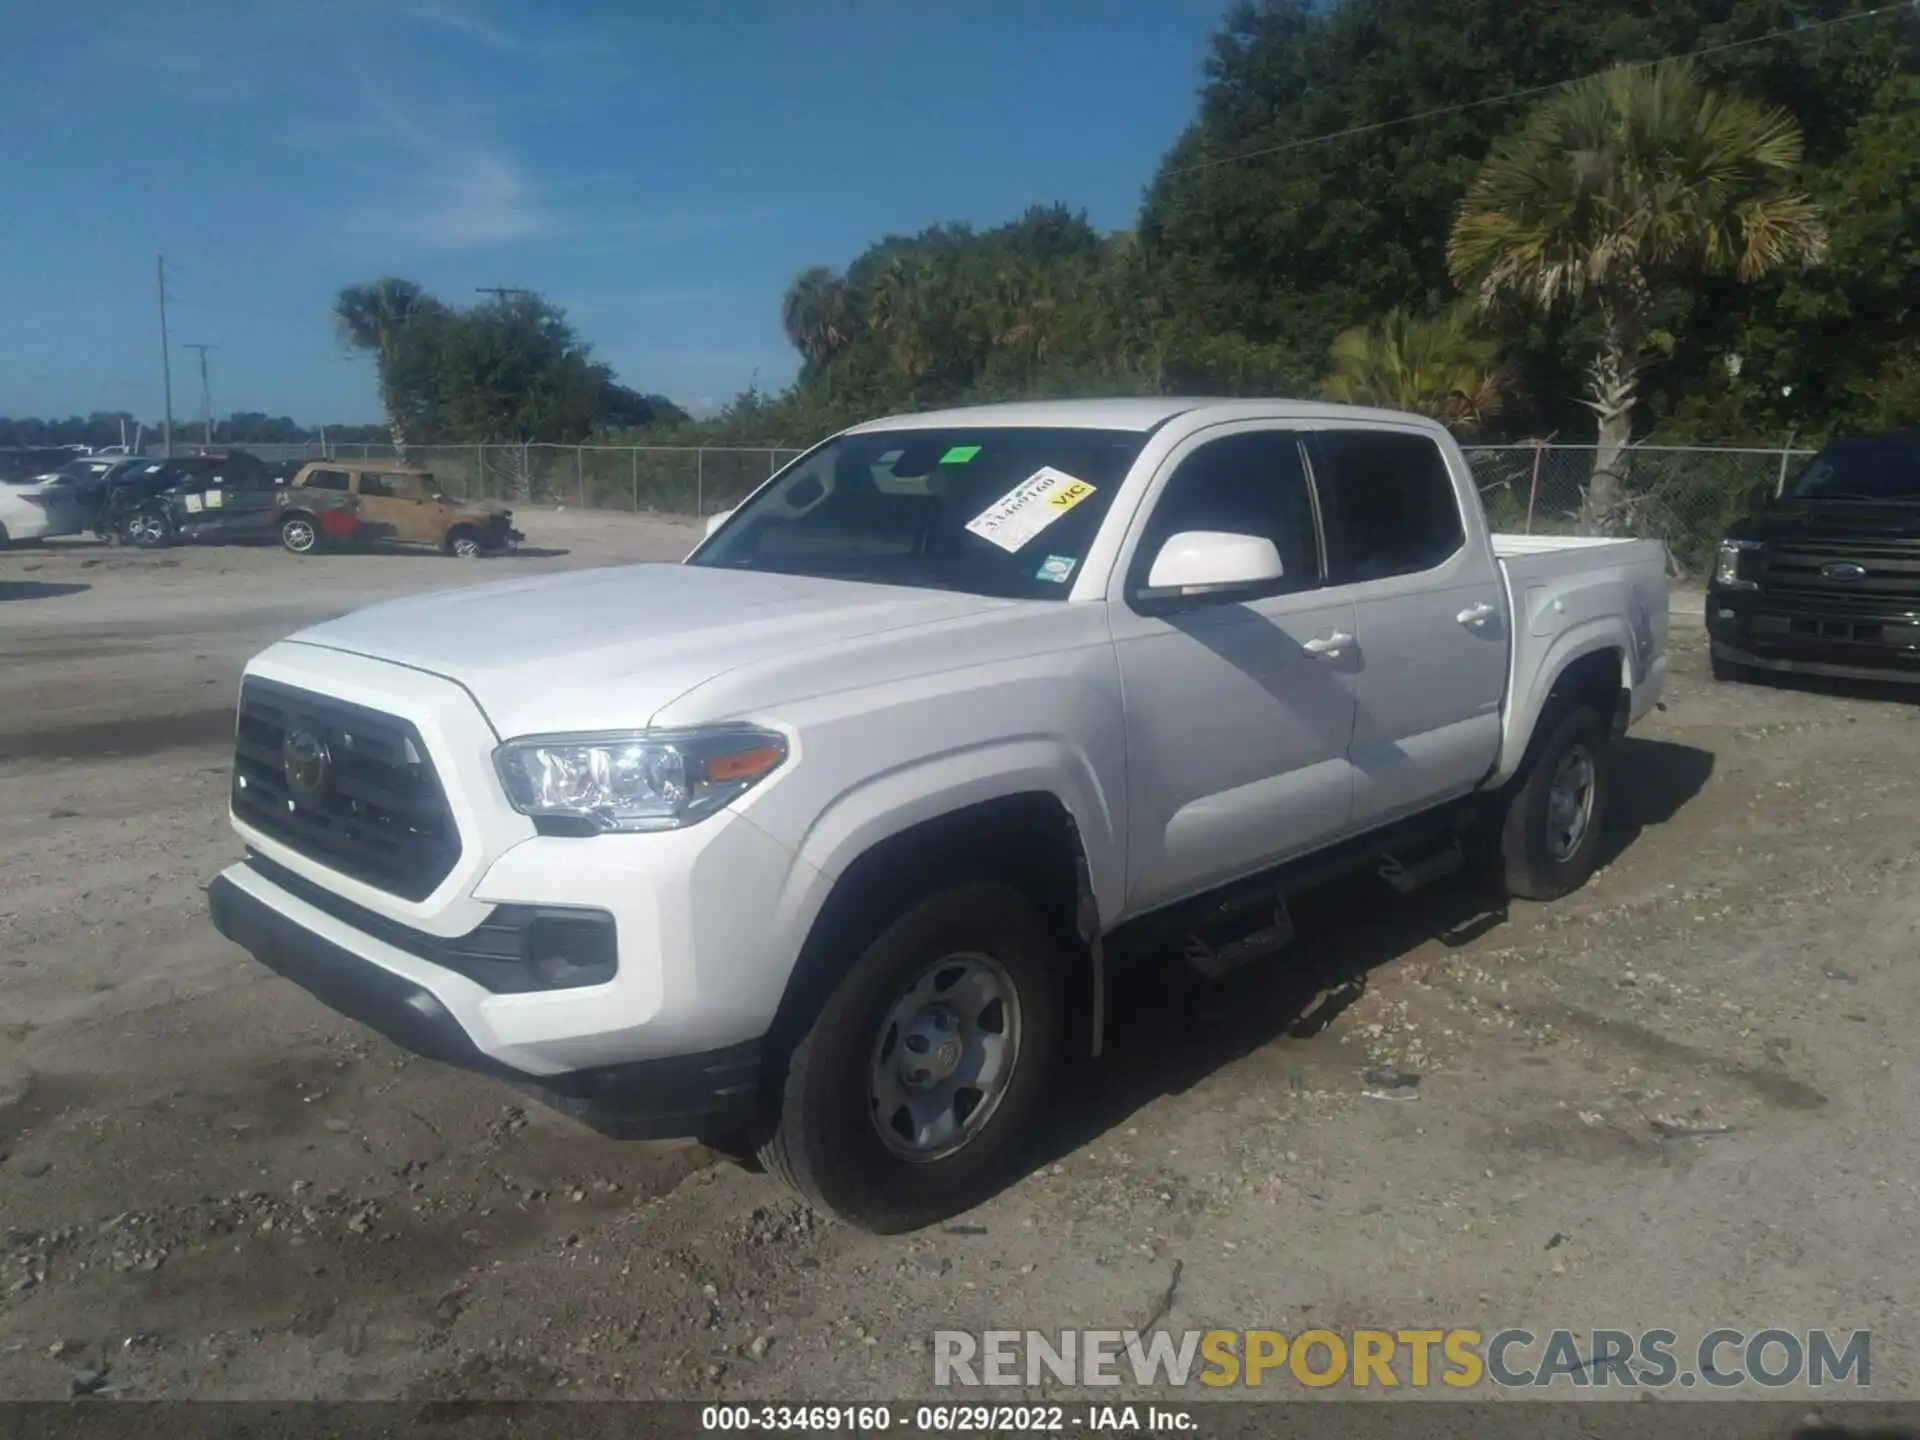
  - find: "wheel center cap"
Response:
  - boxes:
[902,1005,964,1086]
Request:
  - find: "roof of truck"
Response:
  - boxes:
[843,397,1444,435]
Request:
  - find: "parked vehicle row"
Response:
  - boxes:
[0,450,521,559]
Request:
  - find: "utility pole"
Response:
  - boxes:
[183,343,217,446]
[474,286,534,303]
[156,256,176,458]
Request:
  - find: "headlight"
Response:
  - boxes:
[494,726,787,833]
[1714,539,1761,589]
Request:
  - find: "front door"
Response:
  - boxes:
[352,471,418,544]
[1308,426,1508,831]
[1108,426,1360,915]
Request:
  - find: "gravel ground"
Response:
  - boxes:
[1,515,1916,1404]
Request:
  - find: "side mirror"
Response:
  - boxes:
[704,508,734,538]
[1142,530,1285,600]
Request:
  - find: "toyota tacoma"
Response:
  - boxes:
[208,399,1669,1231]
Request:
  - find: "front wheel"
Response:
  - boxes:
[1486,705,1613,902]
[756,883,1063,1233]
[279,514,320,554]
[122,509,171,549]
[444,526,485,558]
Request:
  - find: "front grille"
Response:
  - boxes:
[1761,541,1920,617]
[232,678,462,901]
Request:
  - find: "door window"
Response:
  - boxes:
[1314,430,1465,583]
[1129,429,1321,601]
[302,469,350,491]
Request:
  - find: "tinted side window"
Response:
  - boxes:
[1316,430,1464,583]
[359,473,397,498]
[1132,430,1321,597]
[303,469,350,491]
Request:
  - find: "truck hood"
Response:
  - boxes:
[1730,500,1920,544]
[284,563,1010,737]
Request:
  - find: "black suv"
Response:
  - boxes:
[1707,431,1920,684]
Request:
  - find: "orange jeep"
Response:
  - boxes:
[276,463,522,557]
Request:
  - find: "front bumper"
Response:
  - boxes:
[208,872,762,1140]
[1706,586,1920,683]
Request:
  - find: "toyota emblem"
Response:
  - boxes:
[281,728,333,805]
[1822,561,1868,581]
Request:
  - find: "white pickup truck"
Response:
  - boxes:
[208,399,1668,1231]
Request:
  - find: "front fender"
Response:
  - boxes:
[763,736,1125,965]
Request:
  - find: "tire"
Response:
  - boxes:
[122,509,171,549]
[756,882,1063,1233]
[1487,705,1613,902]
[444,526,484,558]
[280,514,320,555]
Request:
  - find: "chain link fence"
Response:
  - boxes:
[236,442,806,518]
[229,438,1812,579]
[1463,443,1812,577]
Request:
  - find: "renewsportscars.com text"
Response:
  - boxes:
[933,1328,1871,1390]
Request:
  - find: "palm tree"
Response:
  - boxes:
[1447,61,1826,527]
[333,278,438,460]
[1321,305,1507,433]
[780,266,857,366]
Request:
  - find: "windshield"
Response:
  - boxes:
[688,426,1147,599]
[1786,439,1920,503]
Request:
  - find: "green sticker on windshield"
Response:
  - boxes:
[939,445,982,465]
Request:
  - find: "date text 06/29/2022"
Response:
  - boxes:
[701,1405,1195,1433]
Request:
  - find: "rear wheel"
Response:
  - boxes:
[756,883,1062,1233]
[1486,705,1613,902]
[279,514,319,554]
[122,509,171,549]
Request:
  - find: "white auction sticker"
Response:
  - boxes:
[204,489,224,508]
[182,493,204,513]
[964,466,1098,554]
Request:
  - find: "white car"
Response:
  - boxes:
[0,475,87,548]
[208,398,1669,1230]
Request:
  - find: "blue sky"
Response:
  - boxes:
[0,0,1227,424]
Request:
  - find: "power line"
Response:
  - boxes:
[182,343,218,447]
[1164,1,1917,178]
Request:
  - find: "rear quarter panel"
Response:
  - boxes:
[1491,536,1669,787]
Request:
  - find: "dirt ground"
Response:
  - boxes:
[2,512,1916,1403]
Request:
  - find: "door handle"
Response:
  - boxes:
[1456,602,1497,626]
[1302,631,1352,656]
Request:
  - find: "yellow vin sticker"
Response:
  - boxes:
[964,466,1098,554]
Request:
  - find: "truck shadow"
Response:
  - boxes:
[0,580,91,601]
[1018,735,1714,1180]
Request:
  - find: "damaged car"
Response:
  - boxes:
[276,463,521,557]
[98,452,284,548]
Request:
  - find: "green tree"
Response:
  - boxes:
[1321,305,1506,433]
[1447,61,1827,524]
[780,266,860,368]
[331,277,444,459]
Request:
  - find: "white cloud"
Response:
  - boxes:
[408,1,575,58]
[345,149,555,253]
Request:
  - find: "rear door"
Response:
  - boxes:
[1308,425,1507,831]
